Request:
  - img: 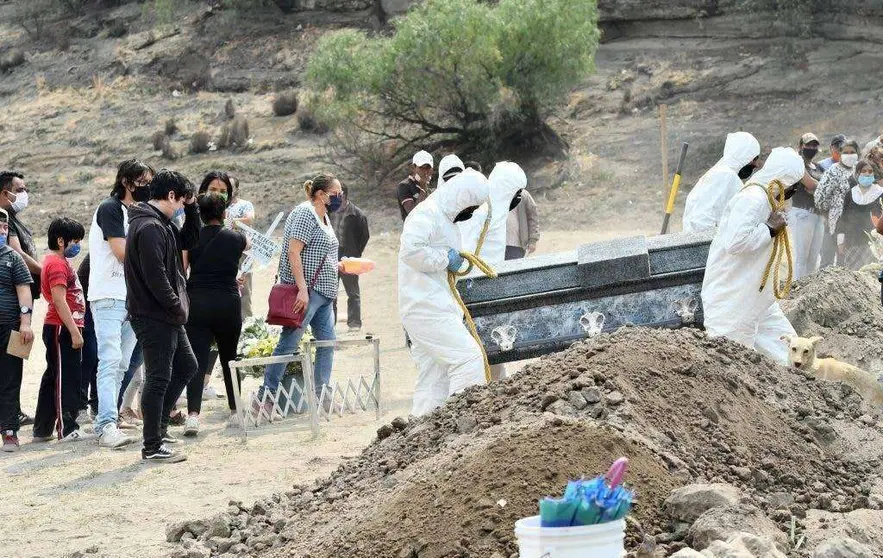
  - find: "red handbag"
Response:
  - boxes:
[267,262,325,329]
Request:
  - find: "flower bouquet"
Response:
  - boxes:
[237,317,315,379]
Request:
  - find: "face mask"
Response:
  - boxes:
[738,164,755,180]
[0,234,6,248]
[326,194,343,213]
[509,189,523,211]
[841,154,859,168]
[10,190,28,213]
[219,192,229,203]
[454,207,477,223]
[64,243,81,258]
[132,186,150,203]
[858,175,876,187]
[801,147,818,160]
[173,206,186,220]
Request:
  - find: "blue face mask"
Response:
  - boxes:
[858,175,876,187]
[327,194,343,213]
[0,234,6,248]
[64,243,81,258]
[173,207,186,220]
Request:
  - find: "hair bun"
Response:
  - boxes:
[303,180,313,198]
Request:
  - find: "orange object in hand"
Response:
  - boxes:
[340,257,376,275]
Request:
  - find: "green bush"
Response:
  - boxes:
[304,0,600,167]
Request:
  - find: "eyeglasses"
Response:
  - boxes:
[134,179,150,187]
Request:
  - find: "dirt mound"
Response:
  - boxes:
[782,267,883,373]
[168,323,883,558]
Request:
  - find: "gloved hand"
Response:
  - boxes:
[447,248,465,272]
[765,210,787,236]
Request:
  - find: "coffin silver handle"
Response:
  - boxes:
[579,312,606,337]
[491,325,517,352]
[671,297,699,324]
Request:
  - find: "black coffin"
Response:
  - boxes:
[457,231,714,364]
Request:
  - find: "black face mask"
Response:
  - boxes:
[783,183,799,200]
[132,186,150,203]
[509,189,523,211]
[802,147,818,160]
[454,206,478,223]
[737,164,755,180]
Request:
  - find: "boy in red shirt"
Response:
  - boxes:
[33,217,90,442]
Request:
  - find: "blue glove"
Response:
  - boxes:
[447,249,465,272]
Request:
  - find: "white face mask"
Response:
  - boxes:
[841,154,859,168]
[9,190,28,213]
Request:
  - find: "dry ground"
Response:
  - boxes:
[1,226,651,558]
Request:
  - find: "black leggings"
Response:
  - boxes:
[185,289,242,414]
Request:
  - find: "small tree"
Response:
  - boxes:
[304,0,600,180]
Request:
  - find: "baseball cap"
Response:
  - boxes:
[412,150,434,168]
[829,133,847,147]
[799,132,820,145]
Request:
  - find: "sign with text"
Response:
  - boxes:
[237,212,284,273]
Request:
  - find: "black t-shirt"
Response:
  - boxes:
[7,210,40,299]
[77,254,91,301]
[396,176,426,221]
[187,225,247,295]
[95,197,126,239]
[792,162,823,211]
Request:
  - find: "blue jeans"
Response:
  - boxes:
[92,299,138,435]
[261,290,336,397]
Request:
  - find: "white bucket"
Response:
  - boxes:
[514,516,626,558]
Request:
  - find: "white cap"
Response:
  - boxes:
[412,150,434,168]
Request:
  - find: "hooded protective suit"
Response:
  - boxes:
[399,172,490,416]
[458,162,527,262]
[701,147,804,365]
[683,132,761,233]
[437,154,465,190]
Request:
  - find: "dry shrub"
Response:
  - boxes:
[297,104,329,134]
[224,99,235,120]
[190,131,211,154]
[165,118,178,136]
[161,137,176,160]
[106,20,127,39]
[0,50,26,73]
[272,91,298,117]
[151,131,166,151]
[218,116,250,149]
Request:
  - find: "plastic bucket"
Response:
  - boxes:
[514,516,626,558]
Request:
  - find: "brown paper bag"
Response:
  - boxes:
[7,330,33,360]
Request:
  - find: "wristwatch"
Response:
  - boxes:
[20,306,32,315]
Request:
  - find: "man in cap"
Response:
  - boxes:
[818,134,846,172]
[397,151,435,221]
[788,133,825,279]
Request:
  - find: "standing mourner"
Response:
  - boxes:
[836,160,883,270]
[815,138,862,267]
[258,174,342,411]
[818,134,846,172]
[505,188,540,260]
[397,151,434,221]
[33,217,90,442]
[226,175,256,319]
[0,172,39,427]
[124,170,200,463]
[76,255,98,423]
[89,159,153,449]
[864,129,882,156]
[183,192,249,435]
[330,184,370,332]
[0,209,34,452]
[788,133,825,279]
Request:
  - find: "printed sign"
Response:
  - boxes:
[237,212,284,273]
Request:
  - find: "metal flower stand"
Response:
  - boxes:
[228,335,382,442]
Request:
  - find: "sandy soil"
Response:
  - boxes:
[1,227,649,558]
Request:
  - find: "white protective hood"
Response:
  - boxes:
[458,161,527,263]
[700,146,803,364]
[682,132,761,233]
[437,154,465,189]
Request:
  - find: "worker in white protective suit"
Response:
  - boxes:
[437,154,465,190]
[682,132,761,233]
[399,171,490,416]
[701,147,806,365]
[457,162,527,381]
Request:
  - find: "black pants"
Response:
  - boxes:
[333,274,361,329]
[131,317,198,452]
[184,289,242,414]
[0,326,24,434]
[80,306,98,414]
[505,246,526,260]
[820,231,837,269]
[34,325,82,438]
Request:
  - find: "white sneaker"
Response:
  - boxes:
[99,424,134,449]
[183,415,199,437]
[60,429,96,443]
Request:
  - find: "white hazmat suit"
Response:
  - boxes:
[701,147,804,365]
[458,162,527,381]
[399,171,490,416]
[683,132,761,233]
[437,154,465,190]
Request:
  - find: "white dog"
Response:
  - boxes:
[781,335,883,406]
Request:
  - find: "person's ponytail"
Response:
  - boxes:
[303,180,313,199]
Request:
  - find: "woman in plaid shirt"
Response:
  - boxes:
[259,174,343,407]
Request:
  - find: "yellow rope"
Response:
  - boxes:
[448,252,497,382]
[757,179,794,299]
[455,199,493,277]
